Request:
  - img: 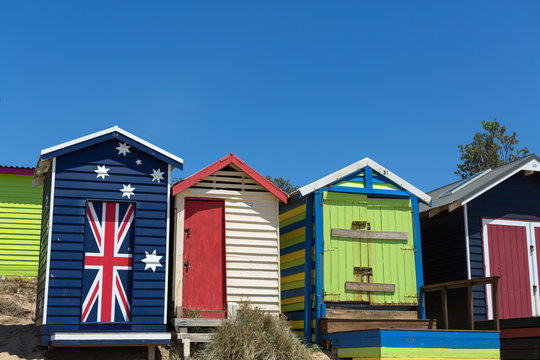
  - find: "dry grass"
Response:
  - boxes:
[200,303,311,360]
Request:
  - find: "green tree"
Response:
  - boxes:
[456,119,529,179]
[265,176,299,194]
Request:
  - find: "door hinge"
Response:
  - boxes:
[324,247,338,252]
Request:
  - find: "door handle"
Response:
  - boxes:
[185,228,190,237]
[184,260,191,273]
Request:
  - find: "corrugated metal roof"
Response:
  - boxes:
[419,154,540,213]
[0,165,35,175]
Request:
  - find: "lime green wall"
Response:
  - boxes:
[322,191,417,305]
[0,174,43,276]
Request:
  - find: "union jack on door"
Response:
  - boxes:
[81,201,134,323]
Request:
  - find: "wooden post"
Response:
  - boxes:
[183,338,191,360]
[492,279,500,330]
[441,286,448,329]
[467,283,474,330]
[148,345,155,360]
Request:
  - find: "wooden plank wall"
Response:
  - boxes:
[173,167,281,316]
[0,173,43,276]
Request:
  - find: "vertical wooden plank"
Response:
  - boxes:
[173,195,185,317]
[441,286,448,329]
[492,279,500,330]
[314,191,324,345]
[411,196,424,318]
[303,195,313,344]
[467,283,474,330]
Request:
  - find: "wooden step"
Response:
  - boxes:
[177,333,213,342]
[325,309,418,320]
[174,318,225,327]
[320,318,436,334]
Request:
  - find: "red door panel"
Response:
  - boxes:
[183,199,226,318]
[487,223,532,319]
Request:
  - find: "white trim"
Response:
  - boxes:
[164,165,171,324]
[461,159,540,206]
[297,157,431,204]
[40,125,183,165]
[43,157,56,325]
[531,222,540,316]
[463,204,471,280]
[482,218,536,319]
[51,332,171,341]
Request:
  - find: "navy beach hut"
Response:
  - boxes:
[33,126,183,349]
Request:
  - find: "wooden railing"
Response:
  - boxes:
[421,276,500,330]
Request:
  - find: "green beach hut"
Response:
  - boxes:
[0,166,42,276]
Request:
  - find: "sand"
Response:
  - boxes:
[0,277,336,360]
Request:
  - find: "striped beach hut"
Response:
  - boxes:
[280,157,500,360]
[170,153,287,319]
[33,126,183,353]
[0,166,42,276]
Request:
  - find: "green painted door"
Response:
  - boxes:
[322,191,417,305]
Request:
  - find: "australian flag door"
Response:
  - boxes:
[82,201,134,323]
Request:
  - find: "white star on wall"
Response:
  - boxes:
[141,250,163,272]
[150,168,165,183]
[116,142,131,156]
[94,165,110,180]
[135,159,142,165]
[120,184,135,199]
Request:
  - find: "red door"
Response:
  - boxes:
[182,199,226,318]
[485,222,532,319]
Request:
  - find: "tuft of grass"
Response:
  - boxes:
[200,303,311,360]
[310,344,322,353]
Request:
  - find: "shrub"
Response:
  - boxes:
[201,303,311,360]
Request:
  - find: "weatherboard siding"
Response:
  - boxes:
[279,195,313,339]
[0,173,43,276]
[467,171,540,320]
[41,140,169,333]
[173,168,281,316]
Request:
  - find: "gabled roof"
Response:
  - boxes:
[419,154,540,214]
[33,126,183,186]
[172,153,288,203]
[295,157,431,205]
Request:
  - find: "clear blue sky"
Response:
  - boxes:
[1,1,539,192]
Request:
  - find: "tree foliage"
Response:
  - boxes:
[456,119,529,179]
[265,176,299,194]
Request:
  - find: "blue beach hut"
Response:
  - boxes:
[33,126,183,351]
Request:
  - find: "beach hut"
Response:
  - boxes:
[0,166,42,276]
[280,157,500,359]
[170,153,287,319]
[33,126,183,352]
[420,154,540,358]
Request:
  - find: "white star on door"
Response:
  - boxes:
[141,250,163,272]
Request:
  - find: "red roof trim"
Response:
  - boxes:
[172,153,288,203]
[0,166,35,176]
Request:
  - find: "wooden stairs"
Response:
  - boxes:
[173,318,224,360]
[320,309,436,334]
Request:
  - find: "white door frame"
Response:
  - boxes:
[482,218,539,319]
